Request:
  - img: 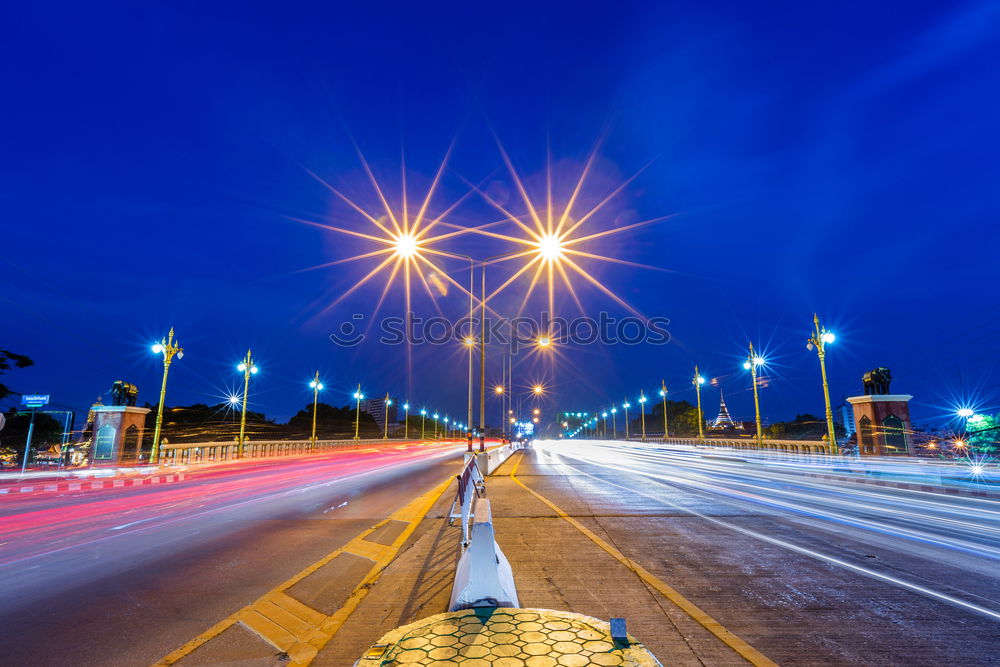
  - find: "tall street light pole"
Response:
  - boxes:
[743,344,765,448]
[638,393,647,441]
[353,385,364,440]
[420,409,427,440]
[309,371,324,448]
[659,380,669,439]
[150,328,183,464]
[808,314,839,455]
[602,411,608,438]
[236,350,259,457]
[623,401,631,439]
[495,385,505,442]
[693,365,706,439]
[611,407,618,438]
[383,394,392,440]
[403,402,410,439]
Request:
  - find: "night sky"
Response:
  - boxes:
[4,1,1000,427]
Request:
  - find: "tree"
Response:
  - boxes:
[650,399,703,437]
[0,349,34,400]
[286,402,376,438]
[965,414,1000,455]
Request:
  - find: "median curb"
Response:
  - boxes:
[0,473,186,496]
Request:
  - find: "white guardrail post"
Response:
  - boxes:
[449,498,519,610]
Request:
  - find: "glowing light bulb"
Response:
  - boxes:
[394,233,418,258]
[152,344,164,354]
[537,234,564,261]
[821,332,835,344]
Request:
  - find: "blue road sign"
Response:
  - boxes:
[22,394,49,408]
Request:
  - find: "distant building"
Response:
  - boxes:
[361,398,398,429]
[709,391,743,430]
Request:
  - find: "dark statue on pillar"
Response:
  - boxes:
[862,367,892,395]
[111,381,139,406]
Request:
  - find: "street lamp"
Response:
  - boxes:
[659,381,669,439]
[353,386,365,440]
[957,408,975,419]
[494,385,505,441]
[743,344,765,448]
[384,394,392,440]
[420,408,427,440]
[693,366,706,439]
[309,371,324,448]
[623,401,631,439]
[601,411,608,438]
[433,412,440,439]
[638,393,647,441]
[610,407,618,438]
[236,350,259,457]
[807,314,839,455]
[150,328,183,464]
[403,402,410,439]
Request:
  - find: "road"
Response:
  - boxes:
[0,442,465,666]
[518,439,1000,665]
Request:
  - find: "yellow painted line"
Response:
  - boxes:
[153,476,453,666]
[508,450,777,667]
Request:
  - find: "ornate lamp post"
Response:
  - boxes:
[420,408,427,440]
[601,411,608,438]
[807,314,839,455]
[610,407,618,438]
[353,385,364,440]
[308,371,324,448]
[433,412,440,439]
[403,402,410,439]
[150,328,183,464]
[693,366,706,439]
[622,401,631,439]
[743,344,765,448]
[659,381,669,439]
[236,350,259,457]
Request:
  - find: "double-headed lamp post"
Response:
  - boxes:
[236,350,259,457]
[433,412,440,439]
[742,344,765,448]
[693,366,706,439]
[638,393,647,441]
[807,314,839,455]
[601,411,608,438]
[403,402,410,439]
[610,407,618,438]
[309,372,324,448]
[659,381,669,439]
[353,386,365,440]
[150,328,183,464]
[623,401,632,439]
[420,409,427,440]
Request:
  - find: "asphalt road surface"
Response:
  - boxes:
[0,442,465,666]
[521,440,1000,665]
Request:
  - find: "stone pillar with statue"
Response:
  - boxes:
[846,367,914,456]
[88,381,151,465]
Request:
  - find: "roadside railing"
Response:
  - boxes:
[158,437,418,465]
[636,436,831,455]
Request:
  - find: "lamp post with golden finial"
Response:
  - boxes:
[308,371,324,449]
[807,314,839,455]
[743,344,765,449]
[150,328,183,464]
[659,380,669,439]
[693,365,706,440]
[236,350,259,457]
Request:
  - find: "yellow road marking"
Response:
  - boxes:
[508,450,777,667]
[153,477,453,666]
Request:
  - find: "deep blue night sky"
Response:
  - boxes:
[3,1,1000,427]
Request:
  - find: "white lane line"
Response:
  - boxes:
[110,517,157,531]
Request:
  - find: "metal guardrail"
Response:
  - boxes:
[636,436,831,454]
[157,438,414,465]
[448,455,486,548]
